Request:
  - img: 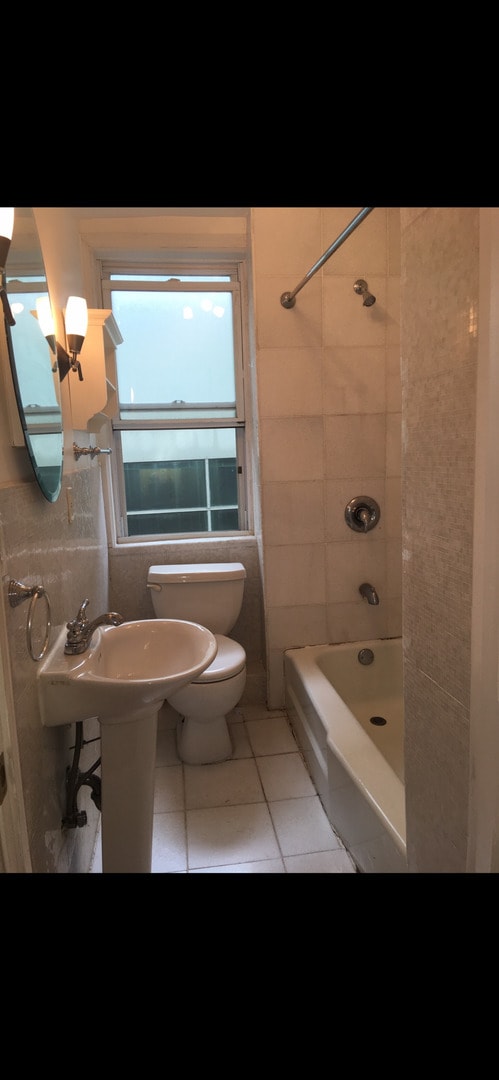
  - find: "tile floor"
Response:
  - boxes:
[89,703,357,874]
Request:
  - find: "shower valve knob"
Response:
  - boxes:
[345,496,381,533]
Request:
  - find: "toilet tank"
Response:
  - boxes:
[147,563,246,635]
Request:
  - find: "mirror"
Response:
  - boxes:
[2,208,63,503]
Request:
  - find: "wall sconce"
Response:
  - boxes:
[36,295,88,381]
[0,207,15,327]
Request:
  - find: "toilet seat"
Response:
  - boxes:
[191,634,246,684]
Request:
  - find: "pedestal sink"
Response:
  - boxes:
[37,619,218,873]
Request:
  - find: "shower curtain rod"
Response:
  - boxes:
[280,207,374,309]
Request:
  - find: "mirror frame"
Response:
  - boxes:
[2,209,64,503]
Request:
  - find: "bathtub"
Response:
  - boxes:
[284,638,406,873]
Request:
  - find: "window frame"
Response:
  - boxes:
[99,257,252,543]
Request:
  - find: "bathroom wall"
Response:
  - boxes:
[251,208,402,706]
[401,207,479,874]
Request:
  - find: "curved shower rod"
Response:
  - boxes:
[280,207,374,309]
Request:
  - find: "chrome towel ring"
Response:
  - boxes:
[8,579,52,661]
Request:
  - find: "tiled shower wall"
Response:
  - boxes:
[401,207,479,874]
[251,208,402,707]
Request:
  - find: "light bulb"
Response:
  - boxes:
[0,208,14,242]
[65,296,88,359]
[36,296,55,338]
[0,207,14,270]
[65,296,88,339]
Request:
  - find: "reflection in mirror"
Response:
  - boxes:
[2,208,63,503]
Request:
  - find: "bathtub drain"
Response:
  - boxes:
[370,716,387,726]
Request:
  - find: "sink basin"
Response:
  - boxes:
[37,618,218,726]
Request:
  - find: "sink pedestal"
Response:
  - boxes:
[100,707,159,873]
[37,619,218,874]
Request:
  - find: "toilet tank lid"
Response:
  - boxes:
[147,562,246,584]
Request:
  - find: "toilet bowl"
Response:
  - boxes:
[146,563,247,765]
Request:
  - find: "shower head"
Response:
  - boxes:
[354,278,376,307]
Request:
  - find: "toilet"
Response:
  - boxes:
[146,562,247,765]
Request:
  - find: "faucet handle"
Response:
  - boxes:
[67,598,90,633]
[75,598,90,623]
[345,496,381,534]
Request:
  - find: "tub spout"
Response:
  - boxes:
[359,582,379,605]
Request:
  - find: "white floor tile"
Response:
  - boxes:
[152,811,187,872]
[187,803,281,868]
[88,707,359,876]
[230,721,253,759]
[256,752,316,801]
[185,758,264,809]
[284,850,357,873]
[154,764,184,812]
[245,715,298,756]
[189,858,286,873]
[269,795,341,856]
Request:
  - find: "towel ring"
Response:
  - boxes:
[8,579,52,661]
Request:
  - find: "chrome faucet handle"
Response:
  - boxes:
[75,598,90,624]
[67,598,90,633]
[345,496,381,534]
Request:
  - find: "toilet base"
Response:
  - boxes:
[177,713,233,765]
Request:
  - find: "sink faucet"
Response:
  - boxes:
[359,582,380,606]
[64,598,125,654]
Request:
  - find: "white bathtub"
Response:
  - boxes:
[284,638,407,874]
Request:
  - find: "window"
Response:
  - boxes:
[101,262,251,541]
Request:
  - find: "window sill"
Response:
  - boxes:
[110,531,255,553]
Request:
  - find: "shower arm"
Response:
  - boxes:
[280,207,374,309]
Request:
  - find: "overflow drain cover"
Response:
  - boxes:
[370,716,387,726]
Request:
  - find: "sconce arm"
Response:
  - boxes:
[57,343,83,382]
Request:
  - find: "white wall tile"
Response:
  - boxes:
[323,346,386,415]
[262,480,325,545]
[265,544,326,606]
[325,414,386,478]
[260,417,324,482]
[257,347,323,417]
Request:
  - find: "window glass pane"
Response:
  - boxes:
[111,289,235,404]
[120,428,238,536]
[121,427,237,464]
[124,459,206,511]
[127,511,208,536]
[208,457,237,505]
[210,508,239,530]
